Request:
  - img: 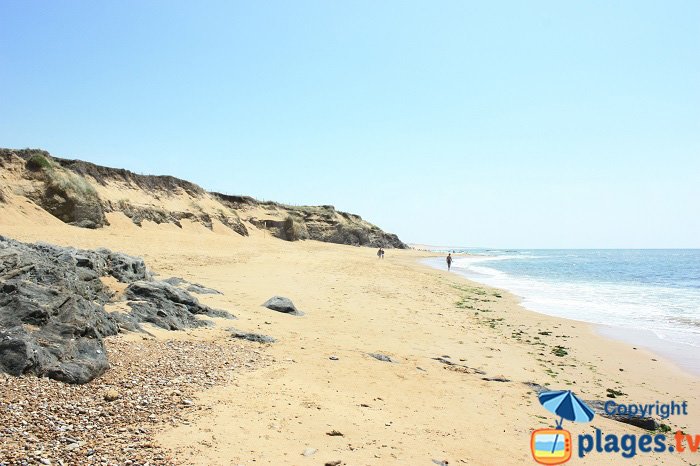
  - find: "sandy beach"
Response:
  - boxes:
[2,206,698,465]
[3,1,698,464]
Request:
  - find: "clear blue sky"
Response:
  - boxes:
[1,1,698,248]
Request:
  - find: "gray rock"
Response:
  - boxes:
[368,353,394,363]
[163,277,185,286]
[431,356,486,375]
[262,296,303,316]
[230,329,276,344]
[161,277,222,295]
[0,238,120,383]
[523,382,547,394]
[187,283,222,295]
[106,251,151,282]
[123,281,234,331]
[0,236,235,383]
[585,400,658,430]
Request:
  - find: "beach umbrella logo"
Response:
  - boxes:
[530,390,595,465]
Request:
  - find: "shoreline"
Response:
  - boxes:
[422,253,700,379]
[595,324,700,377]
[1,213,699,464]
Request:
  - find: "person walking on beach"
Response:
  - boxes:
[380,248,385,259]
[377,248,382,259]
[446,253,453,271]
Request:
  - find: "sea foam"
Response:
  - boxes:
[427,250,700,348]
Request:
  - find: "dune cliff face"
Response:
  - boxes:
[0,149,407,249]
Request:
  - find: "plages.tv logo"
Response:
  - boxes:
[530,390,595,465]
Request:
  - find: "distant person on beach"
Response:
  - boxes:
[446,253,453,271]
[377,248,382,259]
[381,248,385,259]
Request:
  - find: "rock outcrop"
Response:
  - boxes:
[0,236,234,383]
[215,193,407,248]
[122,280,233,331]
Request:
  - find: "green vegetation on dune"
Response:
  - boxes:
[26,153,52,171]
[7,149,107,229]
[282,215,309,241]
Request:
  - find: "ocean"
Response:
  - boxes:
[425,249,700,355]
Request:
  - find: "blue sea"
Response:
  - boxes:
[426,249,700,350]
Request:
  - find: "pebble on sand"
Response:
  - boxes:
[103,389,120,402]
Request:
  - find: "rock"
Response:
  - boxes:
[103,389,120,402]
[325,461,342,466]
[262,296,303,316]
[163,277,185,286]
[0,236,236,383]
[329,356,339,361]
[523,382,547,394]
[368,353,394,363]
[0,237,120,383]
[106,252,151,282]
[161,277,223,295]
[432,357,486,375]
[482,376,511,382]
[186,284,222,295]
[326,430,343,437]
[231,199,408,248]
[230,329,276,344]
[123,281,234,331]
[585,400,658,430]
[302,448,317,457]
